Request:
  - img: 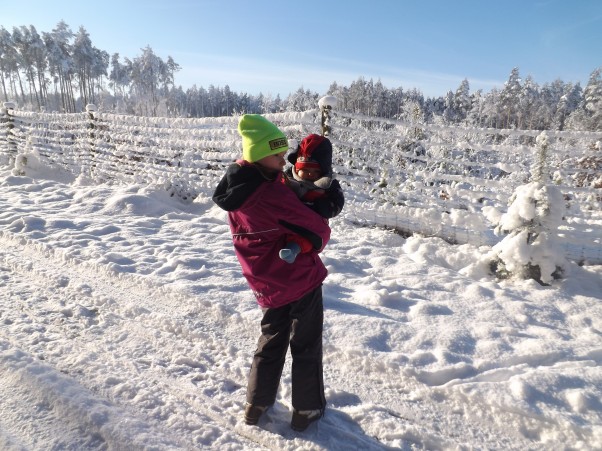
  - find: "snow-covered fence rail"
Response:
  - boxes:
[1,105,601,264]
[0,106,318,199]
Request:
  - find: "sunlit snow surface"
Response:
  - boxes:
[0,168,601,450]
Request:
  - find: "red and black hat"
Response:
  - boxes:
[288,134,333,176]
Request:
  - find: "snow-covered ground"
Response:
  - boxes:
[1,165,601,450]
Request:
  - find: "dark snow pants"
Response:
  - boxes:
[246,285,326,411]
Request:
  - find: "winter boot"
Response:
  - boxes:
[244,403,269,425]
[291,408,324,431]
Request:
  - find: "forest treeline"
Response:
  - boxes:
[1,21,601,131]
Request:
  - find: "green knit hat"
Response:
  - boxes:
[238,114,288,163]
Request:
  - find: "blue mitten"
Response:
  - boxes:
[279,242,301,264]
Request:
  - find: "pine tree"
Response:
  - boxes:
[490,132,566,285]
[499,67,522,128]
[555,83,582,130]
[43,21,76,112]
[582,67,602,130]
[0,26,19,102]
[453,79,471,124]
[518,75,539,129]
[12,26,44,109]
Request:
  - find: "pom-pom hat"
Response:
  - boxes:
[288,134,332,174]
[288,134,333,188]
[238,114,289,163]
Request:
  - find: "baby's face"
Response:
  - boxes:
[297,168,322,181]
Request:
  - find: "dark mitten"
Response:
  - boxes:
[311,179,345,218]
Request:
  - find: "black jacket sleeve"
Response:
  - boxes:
[212,163,264,211]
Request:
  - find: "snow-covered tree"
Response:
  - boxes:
[499,67,522,128]
[582,67,602,130]
[467,89,484,127]
[453,78,471,123]
[0,26,19,102]
[442,90,455,123]
[109,53,129,98]
[43,21,76,112]
[12,25,47,109]
[25,26,48,107]
[554,82,582,131]
[128,46,177,116]
[72,26,108,107]
[480,88,500,128]
[536,80,566,130]
[490,132,567,284]
[347,77,369,114]
[518,75,539,129]
[285,87,318,112]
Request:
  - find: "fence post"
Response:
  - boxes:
[2,102,17,167]
[86,104,97,176]
[318,95,337,137]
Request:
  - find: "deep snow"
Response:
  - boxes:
[0,164,601,450]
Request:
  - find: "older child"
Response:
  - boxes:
[212,115,330,432]
[279,134,344,263]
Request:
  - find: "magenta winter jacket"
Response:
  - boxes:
[213,161,331,308]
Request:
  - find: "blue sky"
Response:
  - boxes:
[2,0,601,98]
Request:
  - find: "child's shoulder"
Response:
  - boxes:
[222,160,269,191]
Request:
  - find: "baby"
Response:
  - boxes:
[280,134,345,263]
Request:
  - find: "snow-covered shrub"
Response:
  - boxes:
[12,136,39,176]
[490,182,567,284]
[532,131,549,183]
[164,179,197,203]
[489,132,567,285]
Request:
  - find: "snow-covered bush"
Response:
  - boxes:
[490,182,567,284]
[489,132,568,284]
[532,131,550,183]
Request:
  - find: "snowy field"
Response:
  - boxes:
[1,163,601,450]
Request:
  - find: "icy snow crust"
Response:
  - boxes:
[0,171,601,450]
